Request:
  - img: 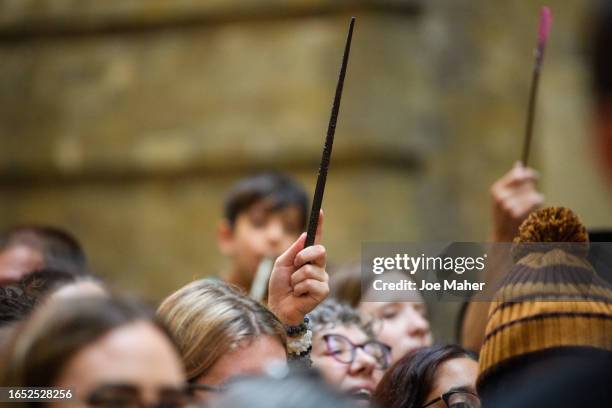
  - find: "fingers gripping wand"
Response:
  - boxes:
[305,17,356,248]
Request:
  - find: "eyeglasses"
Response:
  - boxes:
[86,383,196,408]
[322,333,392,369]
[422,390,480,408]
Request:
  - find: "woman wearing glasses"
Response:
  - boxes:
[373,344,480,408]
[309,299,392,406]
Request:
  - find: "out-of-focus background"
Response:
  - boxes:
[1,0,610,340]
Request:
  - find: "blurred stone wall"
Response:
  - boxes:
[0,0,610,341]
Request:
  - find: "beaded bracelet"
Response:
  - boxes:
[287,329,312,355]
[285,315,312,356]
[285,315,310,337]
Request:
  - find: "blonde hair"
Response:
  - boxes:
[157,279,286,381]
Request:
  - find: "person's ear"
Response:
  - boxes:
[217,219,235,256]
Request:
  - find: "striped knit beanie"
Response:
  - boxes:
[477,207,612,392]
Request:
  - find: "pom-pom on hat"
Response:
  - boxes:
[477,207,612,394]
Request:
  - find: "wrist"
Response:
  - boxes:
[282,315,305,326]
[272,308,305,326]
[285,315,310,336]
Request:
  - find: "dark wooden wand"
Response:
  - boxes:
[304,17,356,247]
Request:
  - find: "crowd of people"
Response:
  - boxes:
[1,1,612,407]
[0,170,609,407]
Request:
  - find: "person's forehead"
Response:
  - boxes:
[65,322,182,385]
[3,244,42,259]
[431,358,478,394]
[361,301,422,314]
[245,199,302,218]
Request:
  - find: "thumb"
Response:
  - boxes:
[275,232,306,267]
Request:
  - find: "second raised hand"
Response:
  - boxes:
[490,162,544,242]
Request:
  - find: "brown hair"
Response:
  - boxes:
[223,172,309,229]
[157,279,287,381]
[1,296,174,389]
[373,344,477,408]
[329,263,362,308]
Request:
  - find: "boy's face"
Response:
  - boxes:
[218,200,303,286]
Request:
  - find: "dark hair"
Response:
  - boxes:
[1,296,176,388]
[373,344,477,408]
[454,301,470,346]
[589,0,612,104]
[0,225,88,276]
[0,283,36,328]
[20,268,82,296]
[223,172,309,229]
[0,268,100,330]
[210,370,360,408]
